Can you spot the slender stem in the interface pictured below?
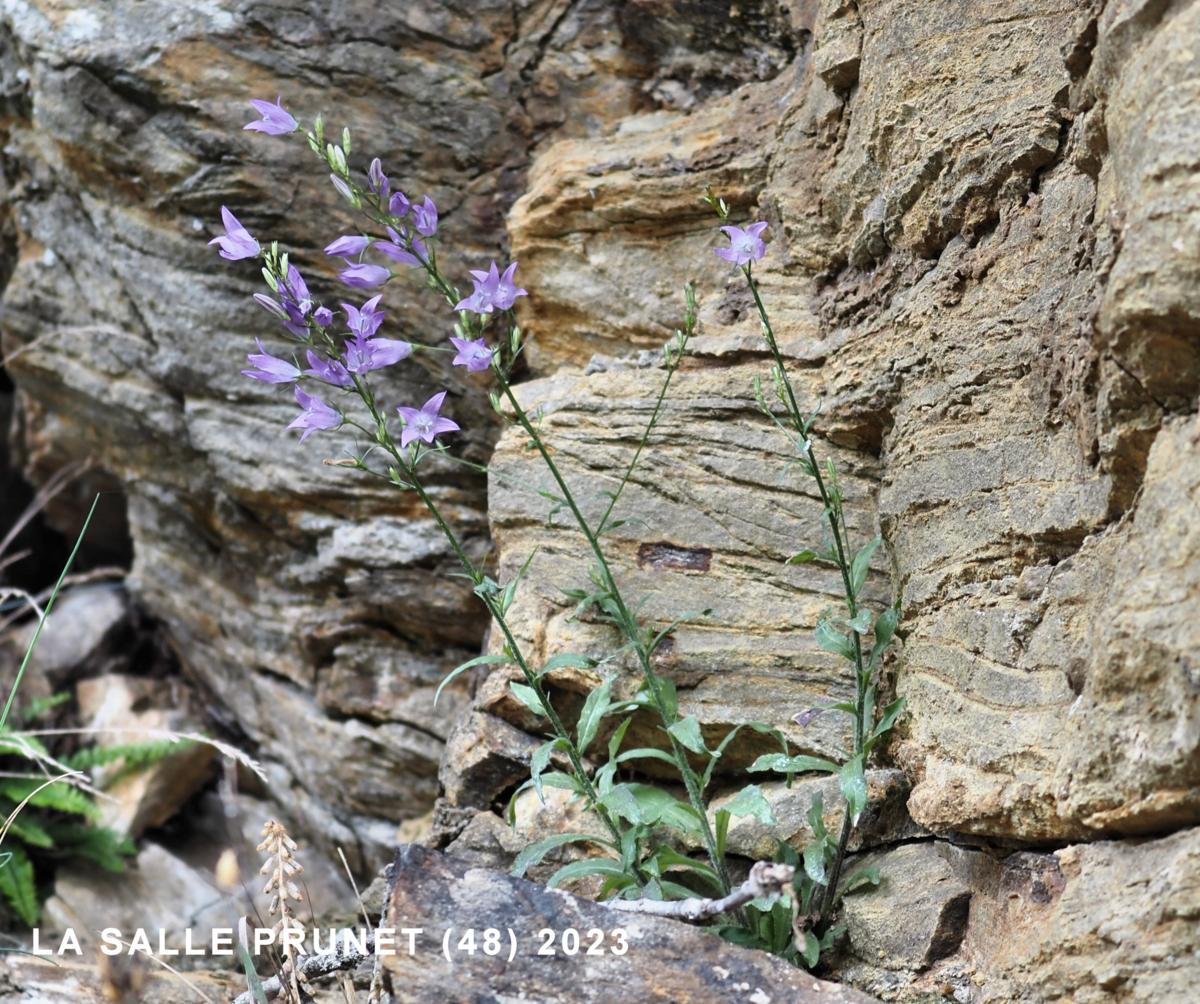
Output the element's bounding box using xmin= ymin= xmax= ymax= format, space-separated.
xmin=352 ymin=378 xmax=631 ymax=859
xmin=495 ymin=374 xmax=732 ymax=897
xmin=741 ymin=264 xmax=865 ymax=926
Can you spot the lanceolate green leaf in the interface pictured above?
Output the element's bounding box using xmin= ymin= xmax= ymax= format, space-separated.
xmin=511 ymin=832 xmax=610 ymax=879
xmin=435 ymin=653 xmax=511 ymax=706
xmin=667 ymin=715 xmax=707 ymax=756
xmin=850 ymin=535 xmax=881 ymax=597
xmin=576 ymin=676 xmax=615 ymax=753
xmin=748 ymin=752 xmax=840 ymax=776
xmin=510 ymin=681 xmax=548 ymax=717
xmin=546 ymin=856 xmax=628 ymax=889
xmin=815 ymin=619 xmax=855 ymax=661
xmin=839 ymin=755 xmax=868 ymax=825
xmin=802 ymin=841 xmax=827 ymax=886
xmin=722 ymin=784 xmax=775 ymax=826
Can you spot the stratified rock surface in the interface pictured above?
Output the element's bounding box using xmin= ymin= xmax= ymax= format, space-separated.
xmin=384 ymin=843 xmax=878 ymax=1004
xmin=1 ymin=0 xmax=1199 ymax=999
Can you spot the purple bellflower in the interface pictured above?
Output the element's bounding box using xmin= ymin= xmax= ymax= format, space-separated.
xmin=453 ymin=261 xmax=527 ymax=315
xmin=397 ymin=391 xmax=460 ymax=448
xmin=313 ymin=305 xmax=335 ymax=328
xmin=714 ymin=222 xmax=768 ymax=266
xmin=368 ymin=158 xmax=390 ymax=200
xmin=209 ymin=207 xmax=260 ymax=261
xmin=376 ymin=226 xmax=426 ymax=267
xmin=411 ymin=196 xmax=438 ymax=237
xmin=343 ymin=333 xmax=412 ymax=374
xmin=278 ymin=264 xmax=314 ymax=337
xmin=244 ymin=97 xmax=298 ymax=136
xmin=339 ymin=261 xmax=390 ymax=289
xmin=253 ymin=292 xmax=288 ymax=320
xmin=304 ymin=349 xmax=352 ymax=388
xmin=389 ymin=191 xmax=411 ymax=217
xmin=242 ymin=339 xmax=301 ymax=384
xmin=325 ymin=234 xmax=370 ymax=257
xmin=287 ymin=386 xmax=341 ymax=442
xmin=450 ymin=336 xmax=494 ymax=373
xmin=343 ymin=295 xmax=385 ymax=339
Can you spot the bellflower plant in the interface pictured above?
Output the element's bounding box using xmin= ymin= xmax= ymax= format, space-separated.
xmin=703 ymin=188 xmax=905 ymax=965
xmin=211 ymin=98 xmax=895 ymax=970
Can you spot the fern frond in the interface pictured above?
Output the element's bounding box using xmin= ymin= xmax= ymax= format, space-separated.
xmin=0 ymin=779 xmax=99 ymax=819
xmin=43 ymin=820 xmax=133 ymax=872
xmin=0 ymin=845 xmax=39 ymax=926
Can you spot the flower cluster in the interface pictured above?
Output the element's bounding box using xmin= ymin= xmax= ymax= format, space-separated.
xmin=211 ymin=99 xmax=527 ymax=454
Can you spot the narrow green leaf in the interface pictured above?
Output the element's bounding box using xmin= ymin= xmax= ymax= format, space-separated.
xmin=237 ymin=940 xmax=270 ymax=1004
xmin=815 ymin=619 xmax=855 ymax=661
xmin=546 ymin=856 xmax=627 ymax=889
xmin=667 ymin=715 xmax=708 ymax=756
xmin=846 ymin=609 xmax=873 ymax=634
xmin=2 ymin=496 xmax=99 ymax=730
xmin=607 ymin=717 xmax=632 ymax=761
xmin=801 ymin=930 xmax=821 ymax=969
xmin=842 ymin=866 xmax=881 ymax=894
xmin=802 ymin=842 xmax=827 ymax=886
xmin=839 ymin=755 xmax=868 ymax=825
xmin=806 ymin=790 xmax=827 ymax=844
xmin=722 ymin=784 xmax=775 ymax=825
xmin=576 ymin=676 xmax=615 ymax=754
xmin=0 ymin=846 xmax=37 ymax=926
xmin=869 ymin=606 xmax=899 ymax=667
xmin=435 ymin=654 xmax=510 ymax=706
xmin=850 ymin=535 xmax=881 ymax=597
xmin=614 ymin=747 xmax=678 ymax=768
xmin=715 ymin=808 xmax=731 ymax=861
xmin=786 ymin=549 xmax=817 ymax=565
xmin=748 ymin=753 xmax=840 ymax=775
xmin=529 ymin=740 xmax=559 ymax=803
xmin=873 ymin=697 xmax=905 ymax=739
xmin=540 ymin=652 xmax=597 ymax=676
xmin=512 ymin=832 xmax=608 ymax=878
xmin=510 ymin=681 xmax=548 ymax=717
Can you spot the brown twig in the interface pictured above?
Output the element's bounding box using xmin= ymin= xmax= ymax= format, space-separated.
xmin=230 ymin=931 xmax=377 ymax=1004
xmin=605 ymin=861 xmax=796 ymax=922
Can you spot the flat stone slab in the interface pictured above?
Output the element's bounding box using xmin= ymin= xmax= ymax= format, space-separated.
xmin=385 ymin=843 xmax=878 ymax=1003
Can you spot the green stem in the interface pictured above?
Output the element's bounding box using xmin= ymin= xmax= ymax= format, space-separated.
xmin=352 ymin=378 xmax=631 ymax=860
xmin=495 ymin=374 xmax=732 ymax=897
xmin=741 ymin=264 xmax=866 ymax=926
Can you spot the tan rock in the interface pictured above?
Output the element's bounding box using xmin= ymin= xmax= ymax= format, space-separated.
xmin=75 ymin=674 xmax=214 ymax=838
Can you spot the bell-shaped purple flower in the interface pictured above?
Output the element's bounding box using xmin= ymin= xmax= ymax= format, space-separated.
xmin=325 ymin=234 xmax=370 ymax=257
xmin=244 ymin=97 xmax=298 ymax=136
xmin=368 ymin=158 xmax=390 ymax=201
xmin=715 ymin=222 xmax=768 ymax=266
xmin=411 ymin=196 xmax=438 ymax=237
xmin=339 ymin=261 xmax=390 ymax=289
xmin=304 ymin=349 xmax=352 ymax=388
xmin=313 ymin=305 xmax=335 ymax=328
xmin=343 ymin=333 xmax=412 ymax=374
xmin=376 ymin=226 xmax=426 ymax=267
xmin=287 ymin=386 xmax=341 ymax=442
xmin=396 ymin=391 xmax=459 ymax=448
xmin=453 ymin=261 xmax=526 ymax=315
xmin=242 ymin=339 xmax=301 ymax=384
xmin=277 ymin=264 xmax=314 ymax=337
xmin=491 ymin=262 xmax=527 ymax=311
xmin=450 ymin=336 xmax=494 ymax=373
xmin=388 ymin=191 xmax=410 ymax=217
xmin=343 ymin=295 xmax=385 ymax=339
xmin=253 ymin=293 xmax=288 ymax=320
xmin=209 ymin=207 xmax=260 ymax=261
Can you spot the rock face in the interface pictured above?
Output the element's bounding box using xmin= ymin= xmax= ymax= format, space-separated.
xmin=2 ymin=0 xmax=1199 ymax=999
xmin=383 ymin=843 xmax=879 ymax=1004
